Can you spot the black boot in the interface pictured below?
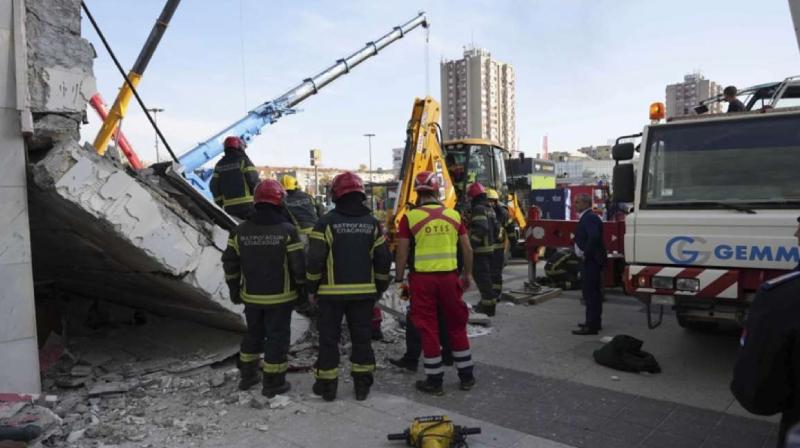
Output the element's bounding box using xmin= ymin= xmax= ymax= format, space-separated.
xmin=388 ymin=356 xmax=418 ymax=372
xmin=458 ymin=372 xmax=476 ymax=391
xmin=353 ymin=373 xmax=374 ymax=401
xmin=312 ymin=378 xmax=338 ymax=402
xmin=262 ymin=372 xmax=291 ymax=398
xmin=415 ymin=375 xmax=444 ymax=396
xmin=475 ymin=299 xmax=496 ymax=317
xmin=238 ymin=360 xmax=261 ymax=391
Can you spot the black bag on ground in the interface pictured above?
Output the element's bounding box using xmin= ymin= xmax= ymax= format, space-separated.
xmin=593 ymin=335 xmax=661 ymax=374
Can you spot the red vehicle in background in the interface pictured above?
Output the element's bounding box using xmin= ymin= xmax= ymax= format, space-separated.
xmin=524 ymin=183 xmax=627 ymax=288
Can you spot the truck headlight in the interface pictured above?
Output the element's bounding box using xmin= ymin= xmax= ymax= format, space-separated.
xmin=675 ymin=278 xmax=700 ymax=292
xmin=651 ymin=276 xmax=673 ymax=290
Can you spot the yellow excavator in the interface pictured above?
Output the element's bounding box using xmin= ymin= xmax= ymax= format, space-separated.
xmin=386 ymin=96 xmax=527 ymax=247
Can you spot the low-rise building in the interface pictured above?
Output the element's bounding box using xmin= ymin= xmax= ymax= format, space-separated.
xmin=257 ymin=166 xmax=395 ymax=196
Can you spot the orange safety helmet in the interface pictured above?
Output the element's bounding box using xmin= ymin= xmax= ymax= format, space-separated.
xmin=414 ymin=171 xmax=440 ymax=192
xmin=467 ymin=182 xmax=486 ymax=200
xmin=254 ymin=179 xmax=285 ymax=206
xmin=331 ymin=171 xmax=365 ymax=201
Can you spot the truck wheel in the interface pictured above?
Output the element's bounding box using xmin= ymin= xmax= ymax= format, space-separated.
xmin=676 ymin=314 xmax=719 ymax=332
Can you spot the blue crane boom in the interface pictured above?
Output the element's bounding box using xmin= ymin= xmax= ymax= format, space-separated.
xmin=177 ymin=11 xmax=429 ymax=197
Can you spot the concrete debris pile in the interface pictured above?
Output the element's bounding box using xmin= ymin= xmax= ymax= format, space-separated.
xmin=24 ymin=0 xmax=244 ymax=332
xmin=0 ymin=304 xmax=419 ymax=447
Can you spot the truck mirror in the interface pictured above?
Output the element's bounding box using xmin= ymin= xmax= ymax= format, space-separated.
xmin=612 ymin=143 xmax=635 ymax=161
xmin=613 ymin=164 xmax=635 ymax=202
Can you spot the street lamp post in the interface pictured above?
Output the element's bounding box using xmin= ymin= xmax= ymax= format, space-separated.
xmin=147 ymin=107 xmax=165 ymax=162
xmin=363 ymin=133 xmax=375 ymax=208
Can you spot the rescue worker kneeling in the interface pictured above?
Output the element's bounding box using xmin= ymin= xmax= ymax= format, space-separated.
xmin=222 ymin=179 xmax=306 ymax=397
xmin=306 ymin=171 xmax=392 ymax=402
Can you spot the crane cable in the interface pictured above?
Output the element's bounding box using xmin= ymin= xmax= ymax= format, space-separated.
xmin=81 ymin=1 xmax=179 ymax=163
xmin=238 ymin=0 xmax=248 ymax=111
xmin=425 ymin=25 xmax=430 ymax=97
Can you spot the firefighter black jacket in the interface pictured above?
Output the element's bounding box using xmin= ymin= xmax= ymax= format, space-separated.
xmin=306 ymin=195 xmax=391 ymax=300
xmin=222 ymin=205 xmax=306 ymax=306
xmin=731 ymin=271 xmax=800 ymax=447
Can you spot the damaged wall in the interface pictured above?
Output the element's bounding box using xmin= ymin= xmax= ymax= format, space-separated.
xmin=24 ymin=0 xmax=244 ymax=331
xmin=0 ymin=0 xmax=40 ymax=393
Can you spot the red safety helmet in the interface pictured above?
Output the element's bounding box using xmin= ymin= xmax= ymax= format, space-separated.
xmin=467 ymin=182 xmax=486 ymax=200
xmin=223 ymin=136 xmax=245 ymax=150
xmin=331 ymin=171 xmax=365 ymax=201
xmin=254 ymin=179 xmax=285 ymax=206
xmin=414 ymin=171 xmax=440 ymax=192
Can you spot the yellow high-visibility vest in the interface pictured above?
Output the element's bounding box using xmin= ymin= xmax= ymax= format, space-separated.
xmin=407 ymin=204 xmax=461 ymax=272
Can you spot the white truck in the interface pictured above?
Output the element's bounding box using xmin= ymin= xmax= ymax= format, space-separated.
xmin=612 ymin=78 xmax=800 ymax=329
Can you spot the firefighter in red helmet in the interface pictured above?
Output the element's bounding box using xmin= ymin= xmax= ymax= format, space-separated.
xmin=394 ymin=171 xmax=475 ymax=395
xmin=210 ymin=136 xmax=261 ymax=221
xmin=306 ymin=171 xmax=392 ymax=402
xmin=222 ymin=179 xmax=306 ymax=397
xmin=467 ymin=182 xmax=499 ymax=316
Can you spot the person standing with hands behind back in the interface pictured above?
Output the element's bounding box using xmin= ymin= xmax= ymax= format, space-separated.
xmin=572 ymin=193 xmax=606 ymax=335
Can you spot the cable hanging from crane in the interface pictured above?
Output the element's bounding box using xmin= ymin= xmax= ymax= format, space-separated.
xmin=81 ymin=1 xmax=179 ymax=163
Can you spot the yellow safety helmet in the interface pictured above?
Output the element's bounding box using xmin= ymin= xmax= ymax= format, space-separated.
xmin=486 ymin=188 xmax=500 ymax=200
xmin=281 ymin=175 xmax=298 ymax=190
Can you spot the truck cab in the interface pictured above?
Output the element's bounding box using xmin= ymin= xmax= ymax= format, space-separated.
xmin=613 ymin=101 xmax=800 ymax=329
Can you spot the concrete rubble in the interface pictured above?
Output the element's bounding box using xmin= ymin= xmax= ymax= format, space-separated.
xmin=23 ymin=0 xmax=243 ymax=331
xmin=0 ymin=301 xmax=417 ymax=447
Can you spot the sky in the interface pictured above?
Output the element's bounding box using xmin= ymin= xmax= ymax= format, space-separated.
xmin=79 ymin=0 xmax=800 ymax=171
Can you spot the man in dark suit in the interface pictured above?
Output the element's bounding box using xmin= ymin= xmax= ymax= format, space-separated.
xmin=572 ymin=193 xmax=606 ymax=335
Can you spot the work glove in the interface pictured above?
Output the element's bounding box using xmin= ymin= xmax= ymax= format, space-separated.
xmin=397 ymin=281 xmax=411 ymax=301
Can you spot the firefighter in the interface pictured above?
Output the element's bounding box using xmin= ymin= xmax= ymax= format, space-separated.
xmin=467 ymin=182 xmax=498 ymax=316
xmin=486 ymin=188 xmax=512 ymax=301
xmin=210 ymin=136 xmax=260 ymax=221
xmin=731 ymin=217 xmax=800 ymax=447
xmin=281 ymin=175 xmax=319 ymax=242
xmin=395 ymin=171 xmax=475 ymax=395
xmin=306 ymin=171 xmax=392 ymax=402
xmin=221 ymin=180 xmax=305 ymax=397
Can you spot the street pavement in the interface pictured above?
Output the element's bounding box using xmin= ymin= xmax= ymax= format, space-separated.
xmin=218 ymin=259 xmax=778 ymax=448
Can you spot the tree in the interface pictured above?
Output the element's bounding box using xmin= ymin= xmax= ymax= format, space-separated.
xmin=358 ymin=163 xmax=368 ymax=171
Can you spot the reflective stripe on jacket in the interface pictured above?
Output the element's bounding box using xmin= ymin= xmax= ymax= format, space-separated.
xmin=407 ymin=204 xmax=461 ymax=272
xmin=209 ymin=151 xmax=260 ymax=211
xmin=221 ymin=220 xmax=305 ymax=305
xmin=306 ymin=210 xmax=392 ymax=300
xmin=468 ymin=202 xmax=497 ymax=255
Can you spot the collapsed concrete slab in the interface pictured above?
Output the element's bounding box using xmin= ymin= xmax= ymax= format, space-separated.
xmin=28 ymin=140 xmax=244 ymax=331
xmin=22 ymin=0 xmax=247 ymax=332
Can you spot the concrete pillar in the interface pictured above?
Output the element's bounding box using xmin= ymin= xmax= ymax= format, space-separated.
xmin=0 ymin=0 xmax=40 ymax=393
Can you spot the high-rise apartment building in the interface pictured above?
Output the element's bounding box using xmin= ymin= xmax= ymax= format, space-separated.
xmin=440 ymin=47 xmax=516 ymax=153
xmin=665 ymin=73 xmax=723 ymax=118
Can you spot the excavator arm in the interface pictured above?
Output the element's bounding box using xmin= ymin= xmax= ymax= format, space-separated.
xmin=386 ymin=97 xmax=456 ymax=246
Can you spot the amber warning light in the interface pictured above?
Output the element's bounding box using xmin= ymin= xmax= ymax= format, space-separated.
xmin=649 ymin=102 xmax=666 ymax=121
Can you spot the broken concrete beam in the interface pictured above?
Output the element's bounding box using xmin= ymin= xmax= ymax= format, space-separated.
xmin=87 ymin=382 xmax=130 ymax=397
xmin=527 ymin=288 xmax=562 ymax=305
xmin=28 ymin=141 xmax=244 ymax=331
xmin=26 ymin=0 xmax=95 ymax=114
